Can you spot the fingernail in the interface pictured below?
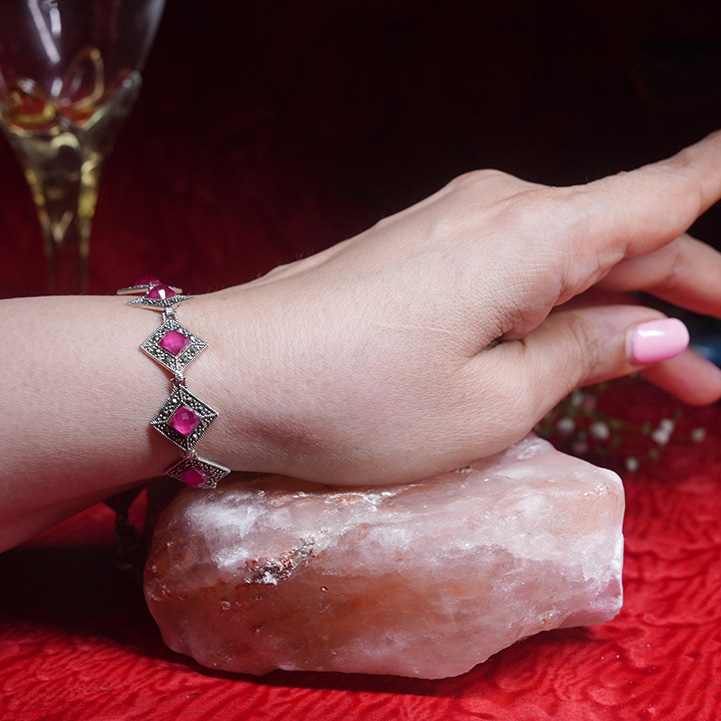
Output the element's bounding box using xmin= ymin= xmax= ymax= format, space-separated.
xmin=628 ymin=318 xmax=690 ymax=365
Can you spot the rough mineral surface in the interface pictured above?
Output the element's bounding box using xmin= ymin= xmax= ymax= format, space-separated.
xmin=145 ymin=436 xmax=624 ymax=679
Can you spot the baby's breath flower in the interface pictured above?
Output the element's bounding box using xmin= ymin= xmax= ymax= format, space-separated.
xmin=691 ymin=428 xmax=707 ymax=443
xmin=535 ymin=380 xmax=707 ymax=471
xmin=556 ymin=417 xmax=575 ymax=434
xmin=570 ymin=390 xmax=585 ymax=408
xmin=590 ymin=421 xmax=610 ymax=441
xmin=625 ymin=457 xmax=639 ymax=472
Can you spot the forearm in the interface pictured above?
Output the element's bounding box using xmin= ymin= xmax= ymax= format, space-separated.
xmin=0 ymin=282 xmax=326 ymax=551
xmin=1 ymin=294 xmax=220 ymax=550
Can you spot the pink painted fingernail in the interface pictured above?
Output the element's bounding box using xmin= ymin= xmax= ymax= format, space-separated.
xmin=628 ymin=318 xmax=689 ymax=365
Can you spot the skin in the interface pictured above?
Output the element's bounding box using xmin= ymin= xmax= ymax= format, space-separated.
xmin=3 ymin=131 xmax=721 ymax=552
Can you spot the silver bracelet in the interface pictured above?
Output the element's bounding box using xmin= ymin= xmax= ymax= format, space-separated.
xmin=117 ymin=278 xmax=230 ymax=489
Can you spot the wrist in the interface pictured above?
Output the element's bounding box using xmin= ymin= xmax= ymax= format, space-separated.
xmin=178 ymin=288 xmax=273 ymax=476
xmin=0 ymin=294 xmax=178 ymax=549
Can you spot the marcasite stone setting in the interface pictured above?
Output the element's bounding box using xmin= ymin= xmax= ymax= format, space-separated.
xmin=166 ymin=455 xmax=230 ymax=489
xmin=139 ymin=316 xmax=207 ymax=375
xmin=150 ymin=384 xmax=218 ymax=452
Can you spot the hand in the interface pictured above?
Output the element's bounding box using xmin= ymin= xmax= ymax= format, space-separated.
xmin=5 ymin=133 xmax=721 ymax=551
xmin=192 ymin=132 xmax=721 ymax=485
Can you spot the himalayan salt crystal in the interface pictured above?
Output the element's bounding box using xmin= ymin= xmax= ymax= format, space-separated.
xmin=158 ymin=329 xmax=189 ymax=356
xmin=145 ymin=436 xmax=624 ymax=679
xmin=168 ymin=405 xmax=199 ymax=436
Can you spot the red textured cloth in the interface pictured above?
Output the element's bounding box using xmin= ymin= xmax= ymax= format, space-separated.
xmin=2 ymin=387 xmax=721 ymax=720
xmin=3 ymin=3 xmax=721 ymax=720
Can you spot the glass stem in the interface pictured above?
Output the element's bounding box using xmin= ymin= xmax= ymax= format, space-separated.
xmin=21 ymin=138 xmax=104 ymax=295
xmin=1 ymin=70 xmax=141 ymax=295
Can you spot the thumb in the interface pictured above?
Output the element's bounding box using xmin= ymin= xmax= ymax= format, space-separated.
xmin=491 ymin=306 xmax=696 ymax=420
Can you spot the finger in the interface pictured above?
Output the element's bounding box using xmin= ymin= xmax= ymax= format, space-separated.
xmin=548 ymin=131 xmax=721 ymax=302
xmin=483 ymin=306 xmax=718 ymax=425
xmin=597 ymin=233 xmax=721 ymax=318
xmin=584 ymin=130 xmax=721 ymax=256
xmin=641 ymin=349 xmax=721 ymax=406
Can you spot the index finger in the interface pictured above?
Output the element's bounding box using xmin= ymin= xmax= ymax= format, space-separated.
xmin=550 ymin=130 xmax=721 ymax=303
xmin=585 ymin=130 xmax=721 ymax=258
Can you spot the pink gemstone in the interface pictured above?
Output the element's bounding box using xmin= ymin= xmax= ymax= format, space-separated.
xmin=169 ymin=406 xmax=200 ymax=436
xmin=181 ymin=467 xmax=209 ymax=488
xmin=147 ymin=283 xmax=176 ymax=300
xmin=134 ymin=275 xmax=161 ymax=287
xmin=159 ymin=329 xmax=189 ymax=356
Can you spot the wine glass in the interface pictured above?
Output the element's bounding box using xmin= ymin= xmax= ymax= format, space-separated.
xmin=0 ymin=0 xmax=165 ymax=294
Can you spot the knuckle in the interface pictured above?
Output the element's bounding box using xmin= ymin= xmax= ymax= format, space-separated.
xmin=648 ymin=240 xmax=686 ymax=295
xmin=678 ymin=171 xmax=706 ymax=221
xmin=497 ymin=184 xmax=579 ymax=232
xmin=560 ymin=311 xmax=602 ymax=383
xmin=443 ymin=169 xmax=528 ymax=206
xmin=447 ymin=168 xmax=512 ymax=191
xmin=668 ymin=151 xmax=707 ymax=213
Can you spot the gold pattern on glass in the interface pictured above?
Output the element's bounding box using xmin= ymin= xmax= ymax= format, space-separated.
xmin=0 ymin=0 xmax=165 ymax=294
xmin=0 ymin=48 xmax=141 ymax=293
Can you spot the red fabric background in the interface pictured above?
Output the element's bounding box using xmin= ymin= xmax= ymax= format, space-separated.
xmin=2 ymin=3 xmax=721 ymax=719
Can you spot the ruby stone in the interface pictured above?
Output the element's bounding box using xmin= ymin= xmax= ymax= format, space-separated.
xmin=159 ymin=329 xmax=189 ymax=356
xmin=169 ymin=406 xmax=200 ymax=436
xmin=134 ymin=275 xmax=161 ymax=287
xmin=147 ymin=283 xmax=176 ymax=300
xmin=181 ymin=467 xmax=210 ymax=488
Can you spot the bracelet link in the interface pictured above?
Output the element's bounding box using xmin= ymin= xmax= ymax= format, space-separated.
xmin=118 ymin=278 xmax=229 ymax=489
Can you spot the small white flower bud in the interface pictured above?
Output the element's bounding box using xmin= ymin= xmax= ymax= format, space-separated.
xmin=690 ymin=428 xmax=707 ymax=443
xmin=590 ymin=421 xmax=610 ymax=441
xmin=556 ymin=417 xmax=575 ymax=434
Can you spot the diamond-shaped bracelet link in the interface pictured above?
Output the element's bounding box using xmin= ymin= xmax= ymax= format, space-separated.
xmin=117 ymin=279 xmax=230 ymax=489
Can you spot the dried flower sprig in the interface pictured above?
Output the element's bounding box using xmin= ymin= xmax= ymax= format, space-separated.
xmin=535 ymin=381 xmax=707 ymax=471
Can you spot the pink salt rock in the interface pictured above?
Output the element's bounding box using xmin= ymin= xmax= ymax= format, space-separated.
xmin=145 ymin=436 xmax=624 ymax=679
